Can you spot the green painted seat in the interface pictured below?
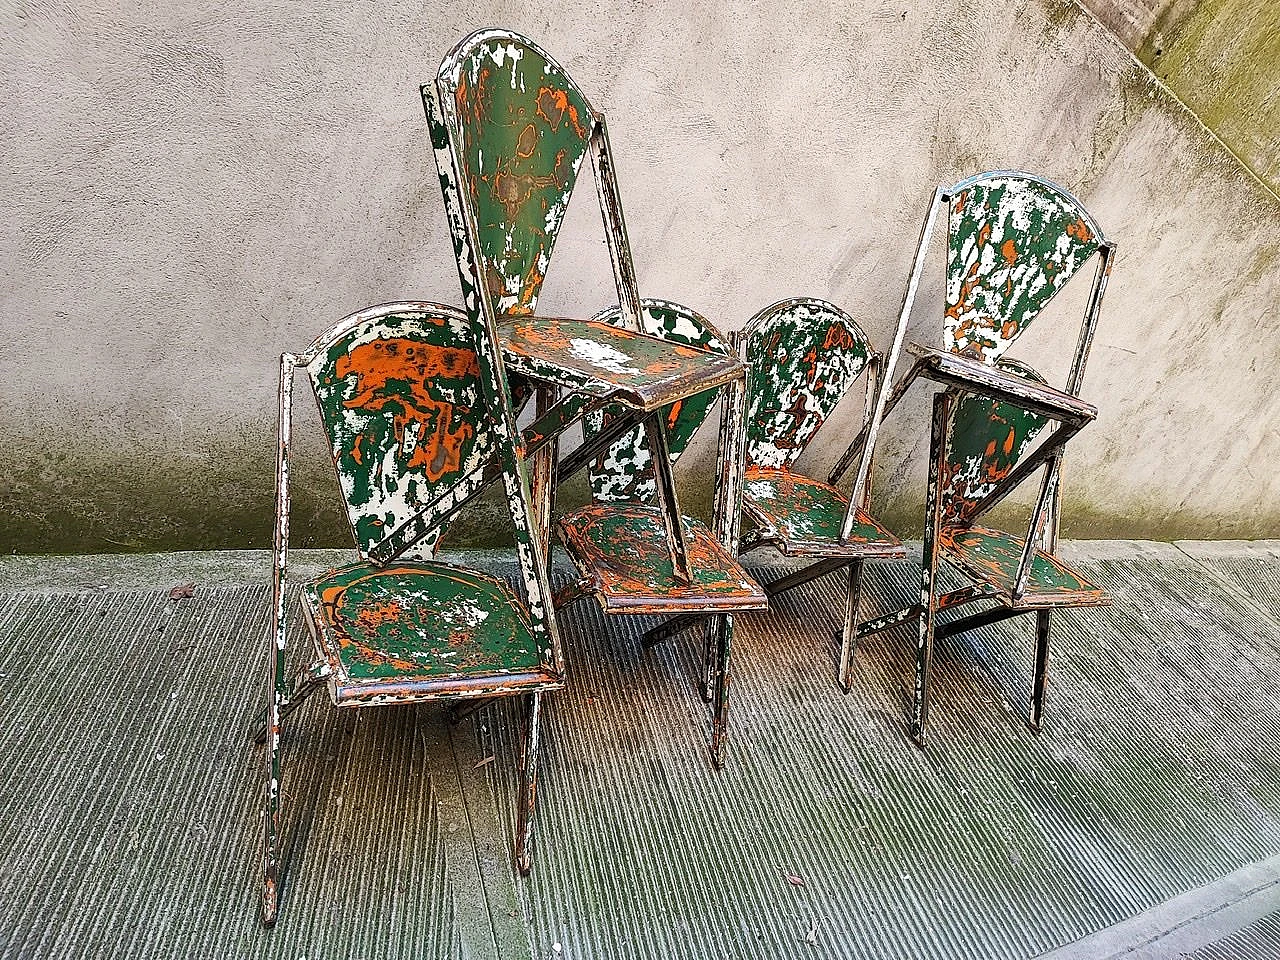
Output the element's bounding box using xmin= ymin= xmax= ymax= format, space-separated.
xmin=256 ymin=301 xmax=565 ymax=925
xmin=557 ymin=505 xmax=765 ymax=614
xmin=303 ymin=561 xmax=558 ymax=705
xmin=937 ymin=525 xmax=1108 ymax=608
xmin=859 ymin=172 xmax=1116 ymax=745
xmin=741 ymin=467 xmax=901 ymax=558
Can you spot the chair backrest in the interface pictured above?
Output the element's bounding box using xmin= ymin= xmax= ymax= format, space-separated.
xmin=584 ymin=299 xmax=726 ymax=502
xmin=940 ymin=357 xmax=1051 ymax=526
xmin=742 ymin=298 xmax=875 ymax=471
xmin=944 ymin=172 xmax=1104 ymax=365
xmin=433 ymin=30 xmax=595 ymax=321
xmin=304 ymin=303 xmax=499 ymax=561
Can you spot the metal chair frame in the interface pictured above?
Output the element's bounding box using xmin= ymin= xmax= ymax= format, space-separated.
xmin=256 ymin=301 xmax=564 ymax=925
xmin=847 ymin=171 xmax=1115 ymax=745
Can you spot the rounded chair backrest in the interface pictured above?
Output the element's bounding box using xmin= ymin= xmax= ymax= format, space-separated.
xmin=305 ymin=303 xmax=498 ymax=560
xmin=944 ymin=172 xmax=1103 ymax=363
xmin=586 ymin=299 xmax=726 ymax=503
xmin=940 ymin=357 xmax=1051 ymax=526
xmin=437 ymin=29 xmax=595 ymax=320
xmin=742 ymin=298 xmax=874 ymax=471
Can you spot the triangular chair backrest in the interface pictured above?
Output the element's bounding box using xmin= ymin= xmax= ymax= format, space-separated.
xmin=742 ymin=298 xmax=875 ymax=471
xmin=299 ymin=300 xmax=561 ymax=671
xmin=433 ymin=30 xmax=595 ymax=321
xmin=304 ymin=303 xmax=502 ymax=561
xmin=944 ymin=171 xmax=1104 ymax=366
xmin=940 ymin=357 xmax=1052 ymax=527
xmin=584 ymin=299 xmax=727 ymax=503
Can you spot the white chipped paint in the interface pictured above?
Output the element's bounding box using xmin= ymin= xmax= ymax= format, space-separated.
xmin=569 ymin=337 xmax=641 ymax=376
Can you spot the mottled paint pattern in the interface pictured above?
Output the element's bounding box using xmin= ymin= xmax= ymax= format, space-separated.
xmin=741 ymin=468 xmax=900 ymax=557
xmin=557 ymin=504 xmax=766 ymax=613
xmin=939 ymin=357 xmax=1051 ymax=526
xmin=305 ymin=562 xmax=552 ymax=690
xmin=498 ymin=315 xmax=740 ymax=408
xmin=307 ymin=309 xmax=496 ymax=560
xmin=743 ymin=300 xmax=872 ymax=470
xmin=945 ymin=175 xmax=1102 ymax=362
xmin=443 ymin=32 xmax=593 ymax=319
xmin=938 ymin=525 xmax=1107 ymax=605
xmin=585 ymin=299 xmax=726 ymax=502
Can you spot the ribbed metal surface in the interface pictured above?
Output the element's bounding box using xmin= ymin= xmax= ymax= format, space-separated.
xmin=1186 ymin=912 xmax=1280 ymax=960
xmin=478 ymin=545 xmax=1280 ymax=959
xmin=2 ymin=545 xmax=1279 ymax=960
xmin=0 ymin=585 xmax=463 ymax=960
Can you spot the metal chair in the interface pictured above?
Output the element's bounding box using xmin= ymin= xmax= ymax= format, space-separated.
xmin=421 ymin=29 xmax=745 ymax=609
xmin=257 ymin=301 xmax=564 ymax=925
xmin=854 ymin=171 xmax=1115 ymax=745
xmin=556 ymin=298 xmax=766 ymax=766
xmin=642 ymin=294 xmax=923 ymax=693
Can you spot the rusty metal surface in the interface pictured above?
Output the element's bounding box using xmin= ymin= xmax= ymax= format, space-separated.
xmin=741 ymin=466 xmax=905 ymax=558
xmin=943 ymin=172 xmax=1104 ymax=364
xmin=497 ymin=316 xmax=743 ymax=411
xmin=939 ymin=525 xmax=1110 ymax=608
xmin=556 ymin=504 xmax=766 ymax=614
xmin=2 ymin=543 xmax=1280 ymax=958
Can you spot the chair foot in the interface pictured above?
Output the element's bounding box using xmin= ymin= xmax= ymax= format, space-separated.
xmin=1030 ymin=609 xmax=1051 ymax=733
xmin=261 ymin=872 xmax=279 ymax=926
xmin=514 ymin=693 xmax=542 ymax=875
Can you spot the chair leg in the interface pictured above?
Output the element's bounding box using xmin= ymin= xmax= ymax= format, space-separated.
xmin=837 ymin=560 xmax=865 ymax=694
xmin=261 ymin=682 xmax=285 ymax=925
xmin=911 ymin=391 xmax=952 ymax=747
xmin=514 ymin=692 xmax=543 ymax=875
xmin=692 ymin=613 xmax=713 ymax=703
xmin=709 ymin=613 xmax=734 ymax=769
xmin=1030 ymin=609 xmax=1051 ymax=733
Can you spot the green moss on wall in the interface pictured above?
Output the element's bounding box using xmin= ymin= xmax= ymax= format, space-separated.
xmin=1133 ymin=0 xmax=1280 ymax=195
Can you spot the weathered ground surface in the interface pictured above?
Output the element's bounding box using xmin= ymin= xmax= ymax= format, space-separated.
xmin=1 ymin=542 xmax=1278 ymax=959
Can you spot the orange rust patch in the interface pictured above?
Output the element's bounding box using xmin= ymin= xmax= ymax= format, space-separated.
xmin=1001 ymin=238 xmax=1017 ymax=264
xmin=1066 ymin=218 xmax=1092 ymax=242
xmin=337 ymin=338 xmax=481 ymax=482
xmin=535 ymin=86 xmax=588 ymax=138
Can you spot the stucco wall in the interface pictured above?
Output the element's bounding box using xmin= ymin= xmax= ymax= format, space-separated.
xmin=3 ymin=0 xmax=1278 ymax=552
xmin=1079 ymin=0 xmax=1280 ymax=195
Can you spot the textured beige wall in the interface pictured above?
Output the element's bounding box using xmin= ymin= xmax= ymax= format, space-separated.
xmin=2 ymin=0 xmax=1278 ymax=551
xmin=1079 ymin=0 xmax=1280 ymax=195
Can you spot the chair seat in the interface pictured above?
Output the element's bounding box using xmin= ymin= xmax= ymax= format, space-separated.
xmin=499 ymin=316 xmax=742 ymax=412
xmin=741 ymin=467 xmax=904 ymax=558
xmin=939 ymin=524 xmax=1110 ymax=607
xmin=301 ymin=561 xmax=562 ymax=707
xmin=557 ymin=504 xmax=768 ymax=614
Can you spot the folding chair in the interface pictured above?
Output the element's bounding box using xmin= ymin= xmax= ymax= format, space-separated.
xmin=556 ymin=298 xmax=765 ymax=765
xmin=257 ymin=301 xmax=564 ymax=925
xmin=421 ymin=29 xmax=747 ymax=622
xmin=852 ymin=171 xmax=1115 ymax=744
xmin=642 ymin=291 xmax=928 ymax=691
